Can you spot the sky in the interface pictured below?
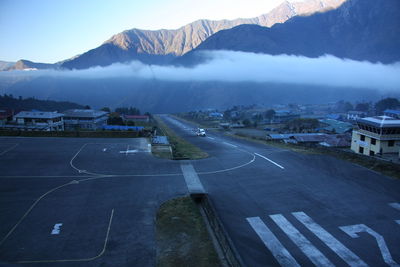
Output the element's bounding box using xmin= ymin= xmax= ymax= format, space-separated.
xmin=0 ymin=0 xmax=289 ymax=63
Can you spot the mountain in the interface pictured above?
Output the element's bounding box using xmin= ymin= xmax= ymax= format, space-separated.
xmin=6 ymin=59 xmax=56 ymax=71
xmin=183 ymin=0 xmax=400 ymax=64
xmin=61 ymin=0 xmax=346 ymax=69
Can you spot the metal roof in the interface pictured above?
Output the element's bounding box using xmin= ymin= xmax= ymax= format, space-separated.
xmin=102 ymin=125 xmax=144 ymax=131
xmin=268 ymin=133 xmax=325 ymax=140
xmin=152 ymin=136 xmax=169 ymax=145
xmin=358 ymin=116 xmax=400 ymax=128
xmin=63 ymin=109 xmax=108 ymax=118
xmin=14 ymin=111 xmax=64 ymax=119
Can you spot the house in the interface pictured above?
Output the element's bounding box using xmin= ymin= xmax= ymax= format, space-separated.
xmin=7 ymin=111 xmax=64 ymax=131
xmin=271 ymin=111 xmax=300 ymax=123
xmin=63 ymin=109 xmax=108 ymax=130
xmin=0 ymin=109 xmax=14 ymax=126
xmin=123 ymin=115 xmax=150 ymax=123
xmin=347 ymin=111 xmax=367 ymax=121
xmin=384 ymin=109 xmax=400 ymax=119
xmin=351 ymin=116 xmax=400 ymax=156
xmin=208 ymin=112 xmax=223 ymax=119
xmin=318 ymin=119 xmax=353 ymax=134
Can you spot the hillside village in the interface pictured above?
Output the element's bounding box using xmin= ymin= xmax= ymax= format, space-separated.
xmin=179 ymin=98 xmax=400 ymax=161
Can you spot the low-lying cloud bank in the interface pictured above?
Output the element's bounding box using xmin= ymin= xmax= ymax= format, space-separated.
xmin=2 ymin=50 xmax=400 ymax=91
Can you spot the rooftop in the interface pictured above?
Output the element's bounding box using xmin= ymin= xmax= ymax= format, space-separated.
xmin=63 ymin=109 xmax=108 ymax=118
xmin=358 ymin=116 xmax=400 ymax=128
xmin=14 ymin=111 xmax=64 ymax=119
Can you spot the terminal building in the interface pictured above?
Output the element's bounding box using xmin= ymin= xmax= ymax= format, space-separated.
xmin=9 ymin=111 xmax=64 ymax=131
xmin=63 ymin=109 xmax=108 ymax=130
xmin=351 ymin=116 xmax=400 ymax=157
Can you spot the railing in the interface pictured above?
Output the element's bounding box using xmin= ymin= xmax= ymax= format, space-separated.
xmin=354 ymin=129 xmax=400 ymax=140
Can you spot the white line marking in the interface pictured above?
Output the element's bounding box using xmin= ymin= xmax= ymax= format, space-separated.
xmin=119 ymin=149 xmax=138 ymax=154
xmin=207 ymin=137 xmax=215 ymax=140
xmin=247 ymin=217 xmax=300 ymax=267
xmin=51 ymin=223 xmax=63 ymax=235
xmin=17 ymin=209 xmax=114 ymax=263
xmin=102 ymin=148 xmax=107 ymax=152
xmin=270 ymin=214 xmax=334 ymax=267
xmin=292 ymin=212 xmax=367 ymax=267
xmin=255 ymin=153 xmax=285 ymax=169
xmin=0 ymin=143 xmax=19 ymax=156
xmin=180 ymin=162 xmax=205 ymax=194
xmin=340 ymin=224 xmax=399 ymax=267
xmin=389 ymin=202 xmax=400 ymax=211
xmin=223 ymin=142 xmax=238 ymax=148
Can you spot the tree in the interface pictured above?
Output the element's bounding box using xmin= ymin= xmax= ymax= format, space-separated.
xmin=107 ymin=112 xmax=124 ymax=125
xmin=101 ymin=107 xmax=111 ymax=112
xmin=264 ymin=109 xmax=276 ymax=120
xmin=375 ymin=98 xmax=400 ymax=114
xmin=84 ymin=105 xmax=91 ymax=110
xmin=242 ymin=119 xmax=251 ymax=127
xmin=336 ymin=101 xmax=353 ymax=112
xmin=355 ymin=102 xmax=370 ymax=112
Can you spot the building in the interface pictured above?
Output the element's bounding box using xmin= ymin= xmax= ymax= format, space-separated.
xmin=384 ymin=109 xmax=400 ymax=119
xmin=347 ymin=111 xmax=367 ymax=121
xmin=123 ymin=115 xmax=150 ymax=123
xmin=351 ymin=116 xmax=400 ymax=156
xmin=0 ymin=109 xmax=14 ymax=126
xmin=318 ymin=119 xmax=353 ymax=134
xmin=271 ymin=111 xmax=300 ymax=123
xmin=63 ymin=109 xmax=108 ymax=130
xmin=7 ymin=111 xmax=64 ymax=131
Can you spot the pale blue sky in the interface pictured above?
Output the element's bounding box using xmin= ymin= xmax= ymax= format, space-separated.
xmin=0 ymin=0 xmax=287 ymax=63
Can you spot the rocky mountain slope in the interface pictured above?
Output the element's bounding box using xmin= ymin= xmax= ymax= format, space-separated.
xmin=61 ymin=0 xmax=345 ymax=69
xmin=183 ymin=0 xmax=400 ymax=64
xmin=5 ymin=60 xmax=56 ymax=71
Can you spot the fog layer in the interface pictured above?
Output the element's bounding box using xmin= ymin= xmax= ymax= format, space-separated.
xmin=2 ymin=51 xmax=399 ymax=91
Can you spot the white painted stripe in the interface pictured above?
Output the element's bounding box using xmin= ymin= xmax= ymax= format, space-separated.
xmin=292 ymin=212 xmax=367 ymax=267
xmin=223 ymin=142 xmax=238 ymax=148
xmin=247 ymin=217 xmax=300 ymax=267
xmin=180 ymin=162 xmax=205 ymax=194
xmin=340 ymin=224 xmax=399 ymax=267
xmin=270 ymin=214 xmax=334 ymax=267
xmin=0 ymin=143 xmax=18 ymax=156
xmin=255 ymin=153 xmax=285 ymax=169
xmin=207 ymin=137 xmax=215 ymax=140
xmin=51 ymin=223 xmax=63 ymax=235
xmin=389 ymin=202 xmax=400 ymax=211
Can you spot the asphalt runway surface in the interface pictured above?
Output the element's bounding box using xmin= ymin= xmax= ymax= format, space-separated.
xmin=1 ymin=115 xmax=400 ymax=266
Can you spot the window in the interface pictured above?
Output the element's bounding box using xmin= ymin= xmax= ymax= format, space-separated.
xmin=371 ymin=138 xmax=376 ymax=145
xmin=360 ymin=135 xmax=365 ymax=141
xmin=359 ymin=147 xmax=364 ymax=154
xmin=388 ymin=140 xmax=395 ymax=147
xmin=369 ymin=151 xmax=375 ymax=156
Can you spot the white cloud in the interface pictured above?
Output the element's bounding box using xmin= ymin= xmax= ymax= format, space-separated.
xmin=2 ymin=50 xmax=400 ymax=91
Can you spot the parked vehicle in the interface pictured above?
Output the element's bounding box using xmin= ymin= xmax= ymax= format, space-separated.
xmin=197 ymin=128 xmax=206 ymax=136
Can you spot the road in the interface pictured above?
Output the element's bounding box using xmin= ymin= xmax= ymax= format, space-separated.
xmin=161 ymin=115 xmax=400 ymax=267
xmin=0 ymin=115 xmax=399 ymax=266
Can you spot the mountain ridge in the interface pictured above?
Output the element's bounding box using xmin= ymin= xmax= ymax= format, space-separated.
xmin=60 ymin=0 xmax=346 ymax=69
xmin=182 ymin=0 xmax=400 ymax=64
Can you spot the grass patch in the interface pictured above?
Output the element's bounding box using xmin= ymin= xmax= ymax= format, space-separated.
xmin=154 ymin=115 xmax=208 ymax=160
xmin=156 ymin=196 xmax=220 ymax=267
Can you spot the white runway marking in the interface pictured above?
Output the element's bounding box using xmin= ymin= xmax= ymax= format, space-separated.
xmin=255 ymin=153 xmax=285 ymax=169
xmin=247 ymin=217 xmax=300 ymax=267
xmin=207 ymin=137 xmax=215 ymax=140
xmin=223 ymin=142 xmax=238 ymax=148
xmin=0 ymin=143 xmax=19 ymax=156
xmin=103 ymin=148 xmax=107 ymax=152
xmin=119 ymin=149 xmax=138 ymax=154
xmin=389 ymin=202 xmax=400 ymax=211
xmin=292 ymin=212 xmax=367 ymax=267
xmin=180 ymin=162 xmax=205 ymax=194
xmin=340 ymin=224 xmax=399 ymax=267
xmin=270 ymin=214 xmax=334 ymax=267
xmin=51 ymin=223 xmax=63 ymax=235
